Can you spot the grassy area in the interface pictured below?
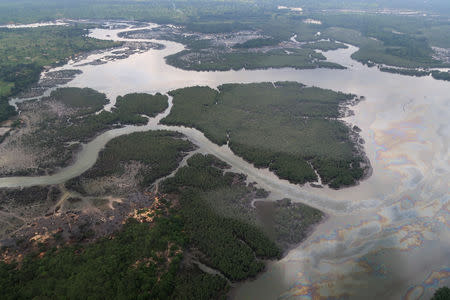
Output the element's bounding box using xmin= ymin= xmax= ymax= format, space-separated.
xmin=0 ymin=81 xmax=13 ymax=97
xmin=162 ymin=82 xmax=367 ymax=188
xmin=0 ymin=26 xmax=116 ymax=71
xmin=317 ymin=16 xmax=446 ymax=68
xmin=161 ymin=155 xmax=280 ymax=281
xmin=168 ymin=155 xmax=324 ymax=249
xmin=317 ymin=13 xmax=450 ymax=68
xmin=0 ymin=25 xmax=120 ymax=122
xmin=0 ymin=0 xmax=269 ymax=25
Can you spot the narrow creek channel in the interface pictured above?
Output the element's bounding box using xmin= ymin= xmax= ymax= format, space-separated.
xmin=0 ymin=22 xmax=449 ymax=299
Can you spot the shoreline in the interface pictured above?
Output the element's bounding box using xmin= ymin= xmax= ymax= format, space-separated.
xmin=227 ymin=212 xmax=330 ymax=299
xmin=0 ymin=21 xmax=375 ymax=297
xmin=0 ymin=18 xmax=448 ymax=300
xmin=161 ymin=90 xmax=372 ymax=190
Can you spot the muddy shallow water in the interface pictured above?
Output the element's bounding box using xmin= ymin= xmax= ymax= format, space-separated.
xmin=0 ymin=23 xmax=449 ymax=299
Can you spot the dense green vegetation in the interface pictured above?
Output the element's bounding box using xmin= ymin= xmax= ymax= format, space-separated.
xmin=161 ymin=154 xmax=281 ymax=280
xmin=114 ymin=92 xmax=168 ymax=117
xmin=175 ymin=8 xmax=448 ymax=72
xmin=0 ymin=96 xmax=17 ymax=122
xmin=252 ymin=199 xmax=322 ymax=248
xmin=0 ymin=1 xmax=447 ymax=298
xmin=302 ymin=41 xmax=348 ymax=51
xmin=0 ymin=0 xmax=449 ymax=26
xmin=0 ymin=1 xmax=263 ymax=25
xmin=186 ymin=176 xmax=323 ymax=250
xmin=316 ymin=14 xmax=443 ymax=68
xmin=421 ymin=25 xmax=450 ymax=48
xmin=66 ymin=130 xmax=194 ymax=192
xmin=378 ymin=67 xmax=430 ymax=77
xmin=104 ymin=1 xmax=449 ymax=73
xmin=431 ymin=287 xmax=450 ymax=300
xmin=186 ymin=21 xmax=251 ymax=34
xmin=148 ymin=19 xmax=346 ymax=71
xmin=46 ymin=88 xmax=168 ymax=142
xmin=431 ymin=70 xmax=450 ymax=81
xmin=65 ymin=132 xmax=322 ymax=284
xmin=377 ymin=68 xmax=450 ymax=81
xmin=0 ymin=209 xmax=228 ymax=299
xmin=166 ymin=48 xmax=344 ymax=71
xmin=48 ymin=87 xmax=109 ymax=115
xmin=0 ymin=0 xmax=446 ymax=87
xmin=1 ymin=150 xmax=323 ymax=299
xmin=163 ymin=82 xmax=367 ymax=188
xmin=233 ymin=37 xmax=280 ymax=49
xmin=0 ymin=25 xmax=120 ymax=123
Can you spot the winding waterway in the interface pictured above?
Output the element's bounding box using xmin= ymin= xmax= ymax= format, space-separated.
xmin=1 ymin=22 xmax=449 ymax=299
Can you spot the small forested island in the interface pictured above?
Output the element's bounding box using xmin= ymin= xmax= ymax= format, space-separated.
xmin=163 ymin=82 xmax=369 ymax=188
xmin=121 ymin=26 xmax=346 ymax=71
xmin=431 ymin=70 xmax=450 ymax=81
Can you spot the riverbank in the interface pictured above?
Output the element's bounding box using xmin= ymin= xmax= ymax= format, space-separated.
xmin=161 ymin=82 xmax=370 ymax=189
xmin=0 ymin=130 xmax=194 ymax=251
xmin=0 ymin=141 xmax=325 ymax=299
xmin=0 ymin=20 xmax=448 ymax=299
xmin=119 ymin=25 xmax=346 ymax=71
xmin=0 ymin=87 xmax=170 ymax=178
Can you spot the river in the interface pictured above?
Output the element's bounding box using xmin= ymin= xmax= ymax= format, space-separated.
xmin=0 ymin=22 xmax=449 ymax=299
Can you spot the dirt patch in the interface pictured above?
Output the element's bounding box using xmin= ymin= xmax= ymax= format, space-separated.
xmin=0 ymin=107 xmax=43 ymax=175
xmin=0 ymin=185 xmax=155 ymax=260
xmin=81 ymin=161 xmax=144 ymax=197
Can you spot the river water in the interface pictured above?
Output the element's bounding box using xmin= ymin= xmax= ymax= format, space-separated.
xmin=0 ymin=23 xmax=449 ymax=299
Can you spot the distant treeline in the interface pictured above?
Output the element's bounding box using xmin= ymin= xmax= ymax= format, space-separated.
xmin=233 ymin=37 xmax=280 ymax=49
xmin=379 ymin=67 xmax=450 ymax=81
